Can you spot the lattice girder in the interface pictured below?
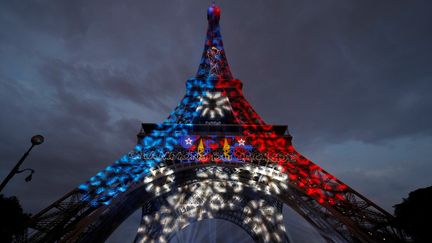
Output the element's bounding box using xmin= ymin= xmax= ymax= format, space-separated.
xmin=23 ymin=3 xmax=409 ymax=243
xmin=26 ymin=139 xmax=404 ymax=242
xmin=134 ymin=177 xmax=287 ymax=243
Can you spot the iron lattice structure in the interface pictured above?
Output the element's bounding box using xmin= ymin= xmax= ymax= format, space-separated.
xmin=23 ymin=4 xmax=408 ymax=243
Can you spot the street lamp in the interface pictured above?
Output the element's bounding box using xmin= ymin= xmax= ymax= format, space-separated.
xmin=0 ymin=135 xmax=44 ymax=193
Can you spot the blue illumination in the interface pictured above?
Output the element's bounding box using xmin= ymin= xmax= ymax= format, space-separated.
xmin=78 ymin=184 xmax=89 ymax=191
xmin=95 ymin=187 xmax=105 ymax=195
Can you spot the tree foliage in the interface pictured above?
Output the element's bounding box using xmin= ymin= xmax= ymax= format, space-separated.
xmin=394 ymin=186 xmax=432 ymax=243
xmin=0 ymin=194 xmax=30 ymax=242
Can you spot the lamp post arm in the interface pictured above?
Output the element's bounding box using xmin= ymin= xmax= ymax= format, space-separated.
xmin=0 ymin=144 xmax=34 ymax=193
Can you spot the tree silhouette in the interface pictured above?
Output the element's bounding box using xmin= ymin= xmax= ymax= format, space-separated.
xmin=394 ymin=186 xmax=432 ymax=243
xmin=0 ymin=194 xmax=30 ymax=242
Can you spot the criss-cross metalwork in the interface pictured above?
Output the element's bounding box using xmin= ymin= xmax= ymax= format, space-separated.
xmin=22 ymin=3 xmax=408 ymax=243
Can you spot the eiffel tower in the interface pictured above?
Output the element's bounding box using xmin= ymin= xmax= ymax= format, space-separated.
xmin=24 ymin=3 xmax=408 ymax=243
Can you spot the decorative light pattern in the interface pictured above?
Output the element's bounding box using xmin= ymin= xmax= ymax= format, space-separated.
xmin=77 ymin=125 xmax=348 ymax=209
xmin=185 ymin=137 xmax=193 ymax=145
xmin=196 ymin=92 xmax=232 ymax=119
xmin=27 ymin=4 xmax=405 ymax=243
xmin=207 ymin=46 xmax=222 ymax=77
xmin=75 ymin=3 xmax=350 ymax=211
xmin=135 ymin=166 xmax=288 ymax=243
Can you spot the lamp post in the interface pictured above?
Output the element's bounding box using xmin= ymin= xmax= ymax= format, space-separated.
xmin=0 ymin=135 xmax=44 ymax=193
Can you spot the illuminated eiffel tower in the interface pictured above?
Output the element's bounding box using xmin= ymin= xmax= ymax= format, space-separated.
xmin=25 ymin=3 xmax=407 ymax=243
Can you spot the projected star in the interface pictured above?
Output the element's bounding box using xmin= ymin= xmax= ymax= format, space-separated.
xmin=238 ymin=138 xmax=245 ymax=146
xmin=196 ymin=92 xmax=232 ymax=119
xmin=185 ymin=137 xmax=193 ymax=145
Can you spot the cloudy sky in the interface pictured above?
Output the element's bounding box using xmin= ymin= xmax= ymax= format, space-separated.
xmin=1 ymin=0 xmax=431 ymax=242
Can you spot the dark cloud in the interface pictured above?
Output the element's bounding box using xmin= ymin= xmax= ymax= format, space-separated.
xmin=221 ymin=0 xmax=432 ymax=144
xmin=0 ymin=0 xmax=432 ymax=242
xmin=38 ymin=58 xmax=182 ymax=112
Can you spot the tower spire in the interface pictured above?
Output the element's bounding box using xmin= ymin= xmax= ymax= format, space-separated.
xmin=196 ymin=3 xmax=233 ymax=81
